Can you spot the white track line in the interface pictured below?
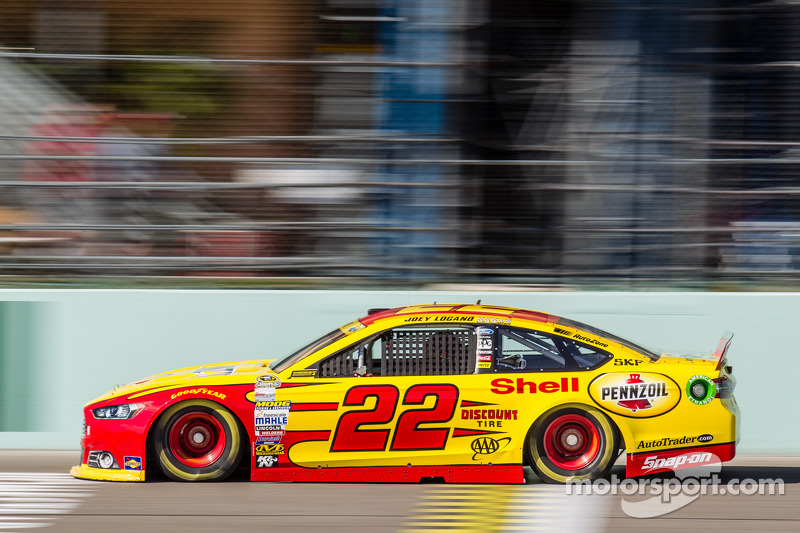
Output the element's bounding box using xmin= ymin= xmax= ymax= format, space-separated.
xmin=0 ymin=473 xmax=95 ymax=531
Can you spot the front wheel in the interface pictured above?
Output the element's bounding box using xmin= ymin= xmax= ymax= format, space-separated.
xmin=153 ymin=399 xmax=244 ymax=482
xmin=526 ymin=405 xmax=618 ymax=484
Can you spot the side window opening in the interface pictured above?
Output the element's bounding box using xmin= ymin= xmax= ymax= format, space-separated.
xmin=561 ymin=339 xmax=610 ymax=369
xmin=495 ymin=326 xmax=612 ymax=372
xmin=318 ymin=326 xmax=475 ymax=377
xmin=497 ymin=328 xmax=565 ymax=371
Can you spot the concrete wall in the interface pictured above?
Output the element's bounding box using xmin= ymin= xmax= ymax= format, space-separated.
xmin=0 ymin=290 xmax=796 ymax=453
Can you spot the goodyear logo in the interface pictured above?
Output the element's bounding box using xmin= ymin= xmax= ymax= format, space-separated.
xmin=255 ymin=401 xmax=291 ymax=408
xmin=255 ymin=443 xmax=285 ymax=456
xmin=470 ymin=437 xmax=511 ymax=460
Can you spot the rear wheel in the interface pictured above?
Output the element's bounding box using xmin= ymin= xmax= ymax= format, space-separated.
xmin=154 ymin=399 xmax=243 ymax=482
xmin=527 ymin=405 xmax=618 ymax=484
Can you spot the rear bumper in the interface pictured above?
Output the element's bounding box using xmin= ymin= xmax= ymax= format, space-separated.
xmin=626 ymin=442 xmax=736 ymax=477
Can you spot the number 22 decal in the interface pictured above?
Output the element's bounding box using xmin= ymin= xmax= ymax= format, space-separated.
xmin=330 ymin=384 xmax=459 ymax=452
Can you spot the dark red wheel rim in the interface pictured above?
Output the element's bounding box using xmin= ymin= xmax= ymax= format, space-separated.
xmin=542 ymin=414 xmax=600 ymax=470
xmin=168 ymin=412 xmax=226 ymax=468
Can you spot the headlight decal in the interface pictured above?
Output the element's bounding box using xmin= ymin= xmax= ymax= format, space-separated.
xmin=92 ymin=403 xmax=145 ymax=419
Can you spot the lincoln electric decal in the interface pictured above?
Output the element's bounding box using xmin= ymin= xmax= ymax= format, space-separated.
xmin=588 ymin=372 xmax=680 ymax=418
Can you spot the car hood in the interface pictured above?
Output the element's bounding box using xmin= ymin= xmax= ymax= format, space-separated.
xmin=88 ymin=359 xmax=277 ymax=405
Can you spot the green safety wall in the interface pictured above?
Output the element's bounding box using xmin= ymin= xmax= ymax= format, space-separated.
xmin=0 ymin=290 xmax=795 ymax=453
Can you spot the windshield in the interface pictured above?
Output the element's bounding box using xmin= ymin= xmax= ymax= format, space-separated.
xmin=555 ymin=317 xmax=660 ymax=360
xmin=270 ymin=328 xmax=347 ymax=372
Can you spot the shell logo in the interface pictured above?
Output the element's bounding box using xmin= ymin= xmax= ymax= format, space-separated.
xmin=588 ymin=372 xmax=681 ymax=418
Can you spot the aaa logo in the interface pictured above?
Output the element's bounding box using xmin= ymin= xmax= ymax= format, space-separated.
xmin=470 ymin=437 xmax=511 ymax=460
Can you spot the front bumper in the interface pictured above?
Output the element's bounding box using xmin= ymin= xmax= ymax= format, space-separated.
xmin=70 ymin=463 xmax=145 ymax=482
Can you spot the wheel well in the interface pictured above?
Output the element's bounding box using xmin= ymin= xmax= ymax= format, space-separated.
xmin=523 ymin=403 xmax=622 ymax=466
xmin=144 ymin=399 xmax=250 ymax=480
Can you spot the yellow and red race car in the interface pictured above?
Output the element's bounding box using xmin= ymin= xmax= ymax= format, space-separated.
xmin=71 ymin=303 xmax=739 ymax=484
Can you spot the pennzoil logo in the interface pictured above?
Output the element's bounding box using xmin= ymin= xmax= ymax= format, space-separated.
xmin=588 ymin=372 xmax=680 ymax=418
xmin=470 ymin=437 xmax=511 ymax=460
xmin=255 ymin=443 xmax=285 ymax=456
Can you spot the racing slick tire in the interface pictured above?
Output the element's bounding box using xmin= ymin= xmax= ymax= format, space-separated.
xmin=153 ymin=399 xmax=244 ymax=482
xmin=526 ymin=404 xmax=618 ymax=484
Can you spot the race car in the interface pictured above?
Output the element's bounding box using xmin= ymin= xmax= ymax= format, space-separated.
xmin=70 ymin=303 xmax=739 ymax=484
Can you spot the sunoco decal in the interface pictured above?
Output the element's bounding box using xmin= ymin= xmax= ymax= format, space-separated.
xmin=588 ymin=372 xmax=680 ymax=418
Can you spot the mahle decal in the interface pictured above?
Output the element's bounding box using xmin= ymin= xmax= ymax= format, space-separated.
xmin=588 ymin=373 xmax=680 ymax=418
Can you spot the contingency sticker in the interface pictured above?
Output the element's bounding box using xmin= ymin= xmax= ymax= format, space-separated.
xmin=253 ymin=375 xmax=288 ymax=447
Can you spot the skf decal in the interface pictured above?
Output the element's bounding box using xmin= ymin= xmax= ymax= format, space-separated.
xmin=470 ymin=437 xmax=511 ymax=460
xmin=170 ymin=388 xmax=227 ymax=400
xmin=613 ymin=359 xmax=644 ymax=366
xmin=490 ymin=377 xmax=579 ymax=395
xmin=588 ymin=372 xmax=680 ymax=418
xmin=254 ymin=443 xmax=285 ymax=456
xmin=123 ymin=456 xmax=142 ymax=471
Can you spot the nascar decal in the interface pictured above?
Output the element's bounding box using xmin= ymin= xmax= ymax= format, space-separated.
xmin=588 ymin=372 xmax=680 ymax=417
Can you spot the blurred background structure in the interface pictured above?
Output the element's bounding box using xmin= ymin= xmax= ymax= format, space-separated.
xmin=2 ymin=0 xmax=800 ymax=288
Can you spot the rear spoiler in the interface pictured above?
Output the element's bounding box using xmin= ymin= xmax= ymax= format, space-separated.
xmin=713 ymin=331 xmax=734 ymax=370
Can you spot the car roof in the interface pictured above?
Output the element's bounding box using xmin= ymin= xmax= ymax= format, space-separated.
xmin=359 ymin=303 xmax=560 ymax=326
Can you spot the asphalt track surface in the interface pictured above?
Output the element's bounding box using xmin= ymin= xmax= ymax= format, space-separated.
xmin=0 ymin=451 xmax=798 ymax=532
